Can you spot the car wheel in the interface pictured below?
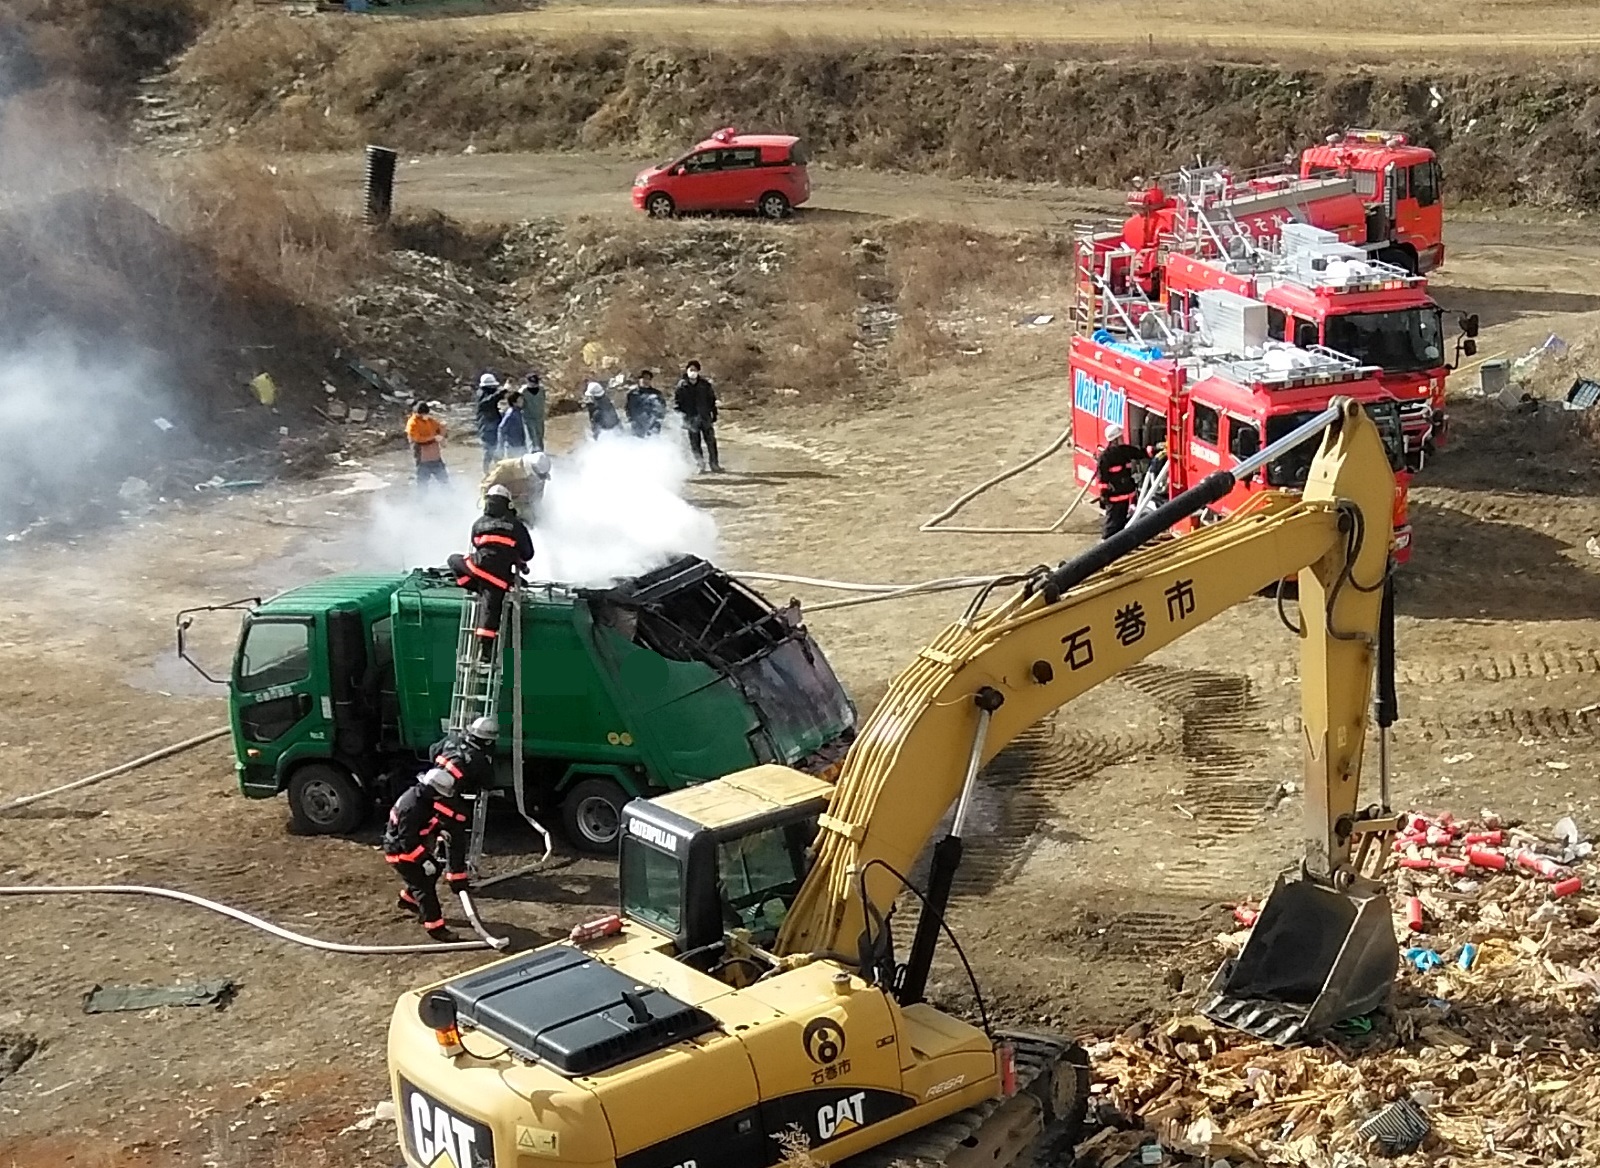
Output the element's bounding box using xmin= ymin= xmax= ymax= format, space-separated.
xmin=645 ymin=193 xmax=675 ymax=219
xmin=288 ymin=763 xmax=367 ymax=835
xmin=560 ymin=777 xmax=630 ymax=856
xmin=758 ymin=191 xmax=791 ymax=220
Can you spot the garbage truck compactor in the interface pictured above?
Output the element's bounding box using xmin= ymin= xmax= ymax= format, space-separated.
xmin=388 ymin=397 xmax=1406 ymax=1168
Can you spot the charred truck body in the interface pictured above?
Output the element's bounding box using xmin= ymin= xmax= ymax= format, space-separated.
xmin=196 ymin=557 xmax=856 ymax=853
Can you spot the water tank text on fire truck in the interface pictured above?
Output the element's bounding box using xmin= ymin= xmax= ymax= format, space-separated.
xmin=1073 ymin=370 xmax=1126 ymax=428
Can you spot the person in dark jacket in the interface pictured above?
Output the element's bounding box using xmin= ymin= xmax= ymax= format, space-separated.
xmin=1095 ymin=423 xmax=1146 ymax=539
xmin=624 ymin=369 xmax=668 ymax=438
xmin=445 ymin=485 xmax=534 ymax=649
xmin=382 ymin=717 xmax=497 ymax=940
xmin=583 ymin=381 xmax=622 ymax=438
xmin=674 ymin=360 xmax=720 ymax=472
xmin=498 ymin=390 xmax=531 ymax=460
xmin=474 ymin=373 xmax=504 ymax=472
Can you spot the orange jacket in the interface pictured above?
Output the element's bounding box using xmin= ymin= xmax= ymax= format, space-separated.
xmin=406 ymin=414 xmax=444 ymax=460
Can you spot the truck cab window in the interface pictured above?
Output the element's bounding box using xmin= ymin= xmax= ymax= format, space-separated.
xmin=1409 ymin=162 xmax=1439 ymax=207
xmin=1192 ymin=402 xmax=1220 ymax=445
xmin=1227 ymin=418 xmax=1261 ymax=459
xmin=237 ymin=620 xmax=312 ymax=693
xmin=621 ymin=839 xmax=683 ymax=935
xmin=1267 ymin=307 xmax=1286 ymax=342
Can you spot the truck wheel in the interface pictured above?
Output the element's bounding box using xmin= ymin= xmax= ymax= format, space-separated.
xmin=561 ymin=777 xmax=629 ymax=856
xmin=288 ymin=763 xmax=368 ymax=835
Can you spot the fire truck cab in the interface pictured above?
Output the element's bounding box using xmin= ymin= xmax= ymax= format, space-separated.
xmin=1299 ymin=130 xmax=1444 ymax=275
xmin=1162 ymin=224 xmax=1457 ymax=464
xmin=1070 ymin=290 xmax=1413 ymax=563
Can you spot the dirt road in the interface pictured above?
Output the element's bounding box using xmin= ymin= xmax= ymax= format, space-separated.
xmin=291 ymin=149 xmax=1600 ymax=303
xmin=453 ymin=0 xmax=1600 ymax=56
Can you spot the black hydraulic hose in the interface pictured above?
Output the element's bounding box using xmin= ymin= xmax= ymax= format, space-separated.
xmin=1042 ymin=471 xmax=1236 ymax=602
xmin=1376 ymin=574 xmax=1398 ymax=729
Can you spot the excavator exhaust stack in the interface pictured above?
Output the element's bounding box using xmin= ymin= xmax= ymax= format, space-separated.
xmin=1201 ymin=870 xmax=1398 ymax=1045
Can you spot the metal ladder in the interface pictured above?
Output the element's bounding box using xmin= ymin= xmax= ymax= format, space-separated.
xmin=447 ymin=592 xmax=505 ymax=736
xmin=1072 ymin=223 xmax=1176 ymax=345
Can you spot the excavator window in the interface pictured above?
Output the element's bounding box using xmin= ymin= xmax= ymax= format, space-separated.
xmin=620 ymin=838 xmax=683 ymax=935
xmin=715 ymin=821 xmax=813 ymax=940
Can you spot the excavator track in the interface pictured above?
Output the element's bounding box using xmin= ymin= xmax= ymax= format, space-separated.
xmin=847 ymin=1032 xmax=1089 ymax=1168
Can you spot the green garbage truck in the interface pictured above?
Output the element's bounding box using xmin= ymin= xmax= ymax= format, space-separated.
xmin=179 ymin=556 xmax=856 ymax=853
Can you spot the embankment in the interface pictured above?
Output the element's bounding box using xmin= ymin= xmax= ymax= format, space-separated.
xmin=176 ymin=13 xmax=1600 ymax=208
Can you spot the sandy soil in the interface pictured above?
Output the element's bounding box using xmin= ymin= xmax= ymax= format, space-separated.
xmin=4 ymin=163 xmax=1600 ymax=1163
xmin=454 ymin=0 xmax=1600 ymax=56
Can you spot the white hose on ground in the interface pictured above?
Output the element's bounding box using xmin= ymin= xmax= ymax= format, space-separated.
xmin=0 ymin=884 xmax=492 ymax=954
xmin=0 ymin=726 xmax=232 ymax=815
xmin=919 ymin=426 xmax=1094 ymax=535
xmin=458 ymin=890 xmax=510 ymax=950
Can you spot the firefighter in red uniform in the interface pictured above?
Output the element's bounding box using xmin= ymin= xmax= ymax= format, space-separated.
xmin=446 ymin=483 xmax=534 ymax=651
xmin=1094 ymin=423 xmax=1146 ymax=539
xmin=383 ymin=717 xmax=498 ymax=940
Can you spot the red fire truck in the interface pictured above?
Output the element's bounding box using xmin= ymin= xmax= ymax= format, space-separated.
xmin=1299 ymin=130 xmax=1445 ymax=276
xmin=1070 ymin=289 xmax=1414 ymax=562
xmin=1161 ymin=223 xmax=1478 ymax=462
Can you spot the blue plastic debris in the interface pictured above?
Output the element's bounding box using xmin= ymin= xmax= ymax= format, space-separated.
xmin=1404 ymin=947 xmax=1445 ymax=972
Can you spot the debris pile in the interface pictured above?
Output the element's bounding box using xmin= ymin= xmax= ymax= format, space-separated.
xmin=1079 ymin=812 xmax=1600 ymax=1168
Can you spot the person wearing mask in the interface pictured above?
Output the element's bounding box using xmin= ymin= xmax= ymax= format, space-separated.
xmin=480 ymin=450 xmax=552 ymax=522
xmin=583 ymin=381 xmax=622 ymax=438
xmin=383 ymin=716 xmax=497 ymax=941
xmin=624 ymin=369 xmax=668 ymax=438
xmin=405 ymin=401 xmax=448 ymax=487
xmin=474 ymin=372 xmax=504 ymax=472
xmin=520 ymin=372 xmax=547 ymax=451
xmin=498 ymin=390 xmax=532 ymax=460
xmin=674 ymin=360 xmax=721 ymax=472
xmin=1094 ymin=423 xmax=1146 ymax=539
xmin=446 ymin=485 xmax=534 ymax=648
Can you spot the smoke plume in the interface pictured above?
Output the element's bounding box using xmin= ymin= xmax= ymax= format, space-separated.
xmin=364 ymin=424 xmax=719 ymax=587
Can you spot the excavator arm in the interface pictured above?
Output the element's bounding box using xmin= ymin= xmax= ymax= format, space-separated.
xmin=776 ymin=398 xmax=1399 ymax=1037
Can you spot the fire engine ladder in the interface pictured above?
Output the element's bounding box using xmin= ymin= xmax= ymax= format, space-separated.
xmin=1073 ymin=223 xmax=1175 ymax=342
xmin=1168 ymin=168 xmax=1258 ymax=262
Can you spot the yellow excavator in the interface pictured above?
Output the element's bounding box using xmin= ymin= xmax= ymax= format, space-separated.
xmin=388 ymin=398 xmax=1406 ymax=1168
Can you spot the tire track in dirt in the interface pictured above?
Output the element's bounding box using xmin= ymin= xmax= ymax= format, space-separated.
xmin=1273 ymin=706 xmax=1600 ymax=741
xmin=1245 ymin=647 xmax=1600 ymax=688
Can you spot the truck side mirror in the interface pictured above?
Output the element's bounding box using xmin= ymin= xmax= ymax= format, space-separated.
xmin=1463 ymin=338 xmax=1478 ymax=357
xmin=1461 ymin=313 xmax=1480 ymax=338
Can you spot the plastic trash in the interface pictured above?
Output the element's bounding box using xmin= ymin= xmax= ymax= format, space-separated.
xmin=1404 ymin=947 xmax=1445 ymax=972
xmin=1457 ymin=943 xmax=1478 ymax=970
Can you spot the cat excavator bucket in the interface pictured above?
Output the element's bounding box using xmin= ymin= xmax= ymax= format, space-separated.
xmin=1201 ymin=870 xmax=1398 ymax=1045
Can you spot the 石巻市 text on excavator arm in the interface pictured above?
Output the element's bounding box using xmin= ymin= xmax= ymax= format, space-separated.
xmin=388 ymin=397 xmax=1406 ymax=1168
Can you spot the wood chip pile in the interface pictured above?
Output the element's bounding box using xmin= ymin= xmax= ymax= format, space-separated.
xmin=1077 ymin=813 xmax=1600 ymax=1168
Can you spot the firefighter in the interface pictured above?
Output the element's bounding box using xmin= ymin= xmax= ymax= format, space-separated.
xmin=624 ymin=369 xmax=668 ymax=438
xmin=480 ymin=450 xmax=552 ymax=521
xmin=1095 ymin=423 xmax=1145 ymax=539
xmin=446 ymin=484 xmax=534 ymax=647
xmin=383 ymin=717 xmax=497 ymax=940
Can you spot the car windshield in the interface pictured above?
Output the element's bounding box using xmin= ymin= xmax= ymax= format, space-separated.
xmin=1264 ymin=403 xmax=1405 ymax=487
xmin=1324 ymin=308 xmax=1444 ymax=375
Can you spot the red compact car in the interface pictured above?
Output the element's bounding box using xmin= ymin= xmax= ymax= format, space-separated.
xmin=632 ymin=127 xmax=811 ymax=219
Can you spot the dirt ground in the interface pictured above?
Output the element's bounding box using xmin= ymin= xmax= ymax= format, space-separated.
xmin=3 ymin=163 xmax=1600 ymax=1166
xmin=457 ymin=0 xmax=1600 ymax=55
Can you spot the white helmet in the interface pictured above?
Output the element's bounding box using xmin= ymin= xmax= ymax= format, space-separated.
xmin=583 ymin=382 xmax=605 ymax=401
xmin=1105 ymin=424 xmax=1124 ymax=442
xmin=478 ymin=372 xmax=500 ymax=389
xmin=468 ymin=715 xmax=498 ymax=742
xmin=422 ymin=766 xmax=456 ymax=797
xmin=522 ymin=451 xmax=551 ymax=478
xmin=486 ymin=484 xmax=513 ymax=501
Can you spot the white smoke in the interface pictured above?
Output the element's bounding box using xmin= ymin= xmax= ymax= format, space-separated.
xmin=364 ymin=426 xmax=719 ymax=587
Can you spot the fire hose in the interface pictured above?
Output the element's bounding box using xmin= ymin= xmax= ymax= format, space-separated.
xmin=0 ymin=884 xmax=497 ymax=954
xmin=918 ymin=425 xmax=1094 ymax=536
xmin=0 ymin=725 xmax=232 ymax=815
